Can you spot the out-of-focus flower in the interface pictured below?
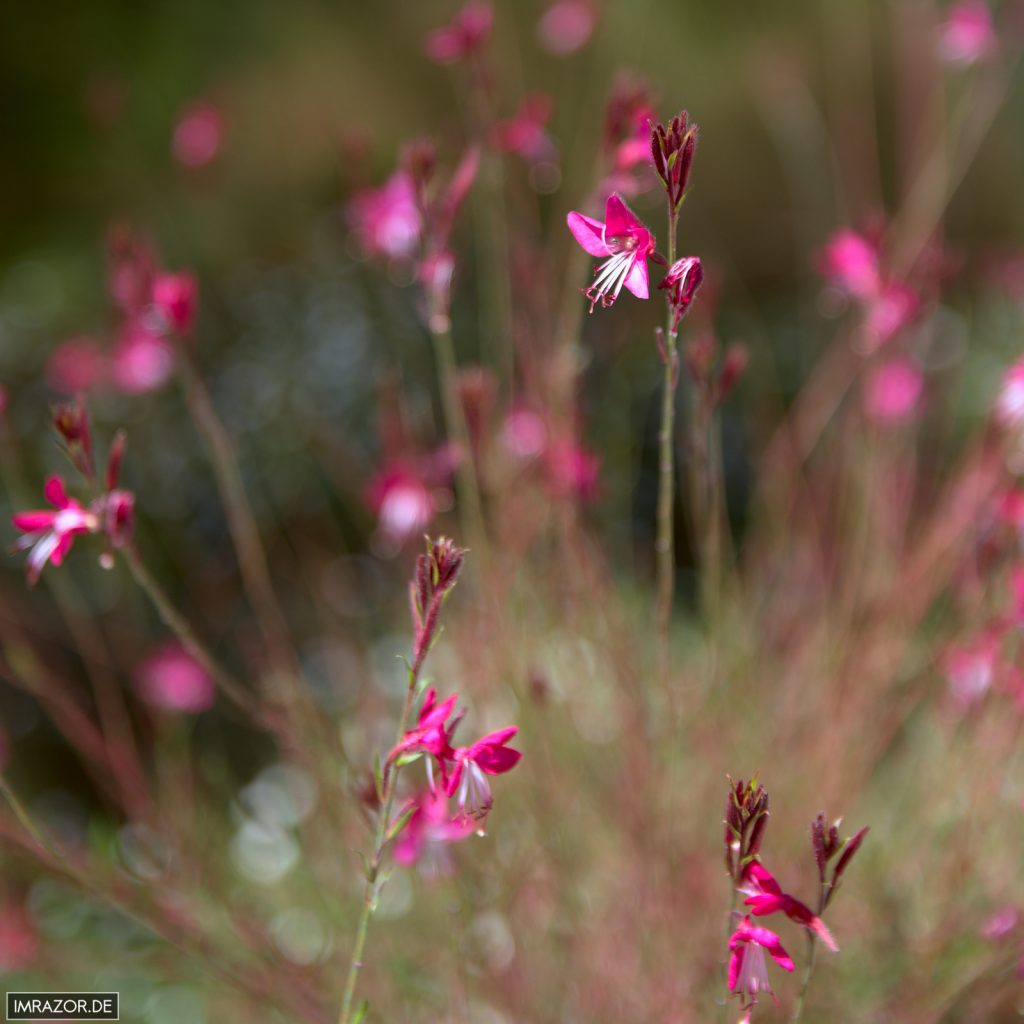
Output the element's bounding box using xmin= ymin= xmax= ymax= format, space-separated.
xmin=999 ymin=487 xmax=1024 ymax=530
xmin=864 ymin=358 xmax=924 ymax=424
xmin=136 ymin=643 xmax=215 ymax=714
xmin=445 ymin=726 xmax=522 ymax=823
xmin=544 ymin=441 xmax=601 ymax=502
xmin=659 ymin=256 xmax=704 ymax=334
xmin=366 ymin=464 xmax=438 ymax=544
xmin=172 ymin=101 xmax=224 ymax=168
xmin=111 ymin=324 xmax=175 ymax=394
xmin=865 ymin=282 xmax=919 ymax=348
xmin=980 ymin=906 xmax=1019 ymax=941
xmin=943 ymin=633 xmax=1000 ymax=708
xmin=425 ymin=2 xmax=494 ymax=64
xmin=996 ymin=358 xmax=1024 ymax=427
xmin=537 ymin=0 xmax=597 ymax=56
xmin=100 ymin=489 xmax=135 ymax=550
xmin=52 ymin=398 xmax=96 ymax=482
xmin=502 ymin=407 xmax=547 ymax=458
xmin=0 ymin=903 xmax=38 ymax=973
xmin=938 ymin=1 xmax=996 ymax=65
xmin=739 ymin=862 xmax=838 ymax=951
xmin=348 ymin=170 xmax=423 ymax=261
xmin=493 ymin=94 xmax=556 ymax=163
xmin=394 ymin=788 xmax=475 ymax=874
xmin=567 ymin=194 xmax=656 ymax=311
xmin=11 ymin=476 xmax=99 ymax=585
xmin=727 ymin=916 xmax=795 ymax=1009
xmin=819 ymin=230 xmax=881 ymax=299
xmin=152 ymin=272 xmax=198 ymax=335
xmin=46 ymin=337 xmax=108 ymax=394
xmin=108 ymin=227 xmax=157 ymax=316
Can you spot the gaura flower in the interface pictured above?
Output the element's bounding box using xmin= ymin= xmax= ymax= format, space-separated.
xmin=727 ymin=916 xmax=795 ymax=1008
xmin=366 ymin=463 xmax=439 ymax=544
xmin=863 ymin=358 xmax=924 ymax=424
xmin=386 ymin=688 xmax=461 ymax=786
xmin=659 ymin=256 xmax=704 ymax=333
xmin=348 ymin=170 xmax=423 ymax=262
xmin=997 ymin=358 xmax=1024 ymax=428
xmin=172 ymin=101 xmax=224 ymax=169
xmin=11 ymin=477 xmax=99 ymax=585
xmin=938 ymin=1 xmax=996 ymax=66
xmin=567 ymin=194 xmax=656 ymax=311
xmin=740 ymin=862 xmax=838 ymax=951
xmin=393 ymin=788 xmax=475 ymax=875
xmin=152 ymin=272 xmax=198 ymax=335
xmin=136 ymin=643 xmax=215 ymax=714
xmin=425 ymin=2 xmax=494 ymax=64
xmin=445 ymin=727 xmax=522 ymax=823
xmin=544 ymin=441 xmax=601 ymax=503
xmin=492 ymin=94 xmax=556 ymax=163
xmin=818 ymin=229 xmax=880 ymax=299
xmin=537 ymin=0 xmax=596 ymax=56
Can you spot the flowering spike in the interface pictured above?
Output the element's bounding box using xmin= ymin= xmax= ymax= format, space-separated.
xmin=659 ymin=256 xmax=704 ymax=334
xmin=106 ymin=430 xmax=127 ymax=491
xmin=811 ymin=812 xmax=828 ymax=883
xmin=650 ymin=110 xmax=697 ymax=210
xmin=829 ymin=825 xmax=869 ymax=903
xmin=52 ymin=398 xmax=95 ymax=482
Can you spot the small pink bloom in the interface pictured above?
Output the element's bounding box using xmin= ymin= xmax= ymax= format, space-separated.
xmin=348 ymin=171 xmax=423 ymax=262
xmin=425 ymin=2 xmax=494 ymax=64
xmin=740 ymin=863 xmax=838 ymax=952
xmin=727 ymin=916 xmax=795 ymax=1009
xmin=999 ymin=487 xmax=1024 ymax=529
xmin=659 ymin=256 xmax=704 ymax=333
xmin=394 ymin=788 xmax=475 ymax=875
xmin=172 ymin=102 xmax=224 ymax=168
xmin=493 ymin=94 xmax=556 ymax=162
xmin=366 ymin=465 xmax=437 ymax=544
xmin=996 ymin=358 xmax=1024 ymax=427
xmin=865 ymin=281 xmax=919 ymax=347
xmin=0 ymin=903 xmax=38 ymax=973
xmin=938 ymin=2 xmax=996 ymax=65
xmin=980 ymin=906 xmax=1019 ymax=941
xmin=545 ymin=441 xmax=600 ymax=502
xmin=11 ymin=476 xmax=99 ymax=585
xmin=46 ymin=337 xmax=108 ymax=394
xmin=152 ymin=272 xmax=198 ymax=335
xmin=502 ymin=408 xmax=547 ymax=458
xmin=819 ymin=230 xmax=880 ymax=299
xmin=445 ymin=726 xmax=522 ymax=822
xmin=567 ymin=194 xmax=656 ymax=311
xmin=864 ymin=358 xmax=924 ymax=424
xmin=136 ymin=643 xmax=215 ymax=714
xmin=111 ymin=323 xmax=175 ymax=394
xmin=387 ymin=688 xmax=461 ymax=785
xmin=943 ymin=634 xmax=1000 ymax=708
xmin=537 ymin=0 xmax=596 ymax=56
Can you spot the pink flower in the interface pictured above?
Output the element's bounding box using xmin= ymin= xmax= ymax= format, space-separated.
xmin=943 ymin=634 xmax=1000 ymax=708
xmin=366 ymin=464 xmax=437 ymax=544
xmin=136 ymin=644 xmax=215 ymax=714
xmin=493 ymin=94 xmax=556 ymax=163
xmin=445 ymin=726 xmax=522 ymax=822
xmin=0 ymin=903 xmax=38 ymax=973
xmin=111 ymin=323 xmax=175 ymax=394
xmin=864 ymin=358 xmax=924 ymax=424
xmin=740 ymin=863 xmax=838 ymax=951
xmin=46 ymin=337 xmax=108 ymax=394
xmin=865 ymin=281 xmax=919 ymax=348
xmin=819 ymin=230 xmax=880 ymax=299
xmin=11 ymin=476 xmax=99 ymax=585
xmin=502 ymin=407 xmax=547 ymax=458
xmin=938 ymin=2 xmax=996 ymax=65
xmin=997 ymin=358 xmax=1024 ymax=427
xmin=980 ymin=906 xmax=1019 ymax=941
xmin=393 ymin=789 xmax=475 ymax=875
xmin=537 ymin=0 xmax=596 ymax=56
xmin=567 ymin=194 xmax=657 ymax=311
xmin=173 ymin=102 xmax=224 ymax=168
xmin=545 ymin=441 xmax=601 ymax=502
xmin=152 ymin=272 xmax=198 ymax=335
xmin=348 ymin=171 xmax=423 ymax=262
xmin=387 ymin=688 xmax=461 ymax=787
xmin=659 ymin=256 xmax=704 ymax=333
xmin=727 ymin=916 xmax=795 ymax=1009
xmin=425 ymin=2 xmax=494 ymax=64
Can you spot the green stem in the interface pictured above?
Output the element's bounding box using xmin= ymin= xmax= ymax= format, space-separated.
xmin=338 ymin=661 xmax=423 ymax=1024
xmin=719 ymin=886 xmax=738 ymax=1022
xmin=791 ymin=932 xmax=819 ymax=1021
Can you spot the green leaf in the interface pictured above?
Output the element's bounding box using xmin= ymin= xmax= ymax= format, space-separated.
xmin=351 ymin=1000 xmax=370 ymax=1024
xmin=385 ymin=804 xmax=417 ymax=845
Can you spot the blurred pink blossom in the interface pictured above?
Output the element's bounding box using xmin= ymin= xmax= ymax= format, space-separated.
xmin=152 ymin=272 xmax=198 ymax=335
xmin=538 ymin=0 xmax=597 ymax=56
xmin=11 ymin=476 xmax=99 ymax=585
xmin=545 ymin=441 xmax=601 ymax=502
xmin=46 ymin=337 xmax=108 ymax=394
xmin=136 ymin=643 xmax=215 ymax=714
xmin=740 ymin=862 xmax=838 ymax=951
xmin=819 ymin=230 xmax=880 ymax=299
xmin=865 ymin=282 xmax=919 ymax=347
xmin=938 ymin=2 xmax=996 ymax=65
xmin=502 ymin=408 xmax=547 ymax=458
xmin=111 ymin=324 xmax=175 ymax=394
xmin=981 ymin=906 xmax=1020 ymax=941
xmin=567 ymin=193 xmax=656 ymax=310
xmin=172 ymin=102 xmax=224 ymax=168
xmin=727 ymin=916 xmax=795 ymax=1010
xmin=864 ymin=358 xmax=924 ymax=424
xmin=0 ymin=904 xmax=38 ymax=973
xmin=943 ymin=634 xmax=1000 ymax=708
xmin=348 ymin=170 xmax=423 ymax=261
xmin=493 ymin=94 xmax=556 ymax=162
xmin=366 ymin=464 xmax=438 ymax=544
xmin=394 ymin=788 xmax=475 ymax=874
xmin=996 ymin=358 xmax=1024 ymax=427
xmin=425 ymin=2 xmax=493 ymax=64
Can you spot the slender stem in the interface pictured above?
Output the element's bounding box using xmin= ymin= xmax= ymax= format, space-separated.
xmin=338 ymin=658 xmax=424 ymax=1024
xmin=655 ymin=207 xmax=678 ymax=683
xmin=791 ymin=932 xmax=819 ymax=1021
xmin=121 ymin=546 xmax=260 ymax=721
xmin=430 ymin=324 xmax=488 ymax=561
xmin=0 ymin=775 xmax=58 ymax=860
xmin=718 ymin=886 xmax=738 ymax=1022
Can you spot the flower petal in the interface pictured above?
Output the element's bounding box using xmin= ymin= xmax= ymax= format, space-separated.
xmin=43 ymin=476 xmax=69 ymax=509
xmin=566 ymin=212 xmax=611 ymax=257
xmin=604 ymin=193 xmax=643 ymax=239
xmin=623 ymin=258 xmax=649 ymax=300
xmin=11 ymin=511 xmax=55 ymax=532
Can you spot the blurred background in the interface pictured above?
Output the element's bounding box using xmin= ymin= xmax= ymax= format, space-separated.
xmin=1 ymin=0 xmax=1023 ymax=1021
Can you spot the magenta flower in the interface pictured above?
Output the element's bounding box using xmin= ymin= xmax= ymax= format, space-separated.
xmin=537 ymin=0 xmax=596 ymax=56
xmin=172 ymin=101 xmax=224 ymax=169
xmin=938 ymin=2 xmax=996 ymax=65
xmin=46 ymin=337 xmax=108 ymax=395
xmin=997 ymin=358 xmax=1024 ymax=428
xmin=493 ymin=94 xmax=556 ymax=163
xmin=11 ymin=477 xmax=99 ymax=585
xmin=366 ymin=463 xmax=438 ymax=545
xmin=544 ymin=441 xmax=601 ymax=502
xmin=943 ymin=633 xmax=1000 ymax=708
xmin=567 ymin=194 xmax=656 ymax=311
xmin=393 ymin=789 xmax=475 ymax=875
xmin=425 ymin=2 xmax=493 ymax=64
xmin=864 ymin=281 xmax=919 ymax=348
xmin=727 ymin=916 xmax=795 ymax=1008
xmin=348 ymin=170 xmax=423 ymax=262
xmin=863 ymin=358 xmax=924 ymax=424
xmin=659 ymin=256 xmax=704 ymax=333
xmin=0 ymin=902 xmax=38 ymax=973
xmin=445 ymin=726 xmax=522 ymax=822
xmin=819 ymin=229 xmax=880 ymax=299
xmin=136 ymin=643 xmax=215 ymax=714
xmin=152 ymin=272 xmax=198 ymax=335
xmin=740 ymin=862 xmax=838 ymax=951
xmin=111 ymin=323 xmax=175 ymax=395
xmin=386 ymin=688 xmax=461 ymax=785
xmin=502 ymin=407 xmax=547 ymax=458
